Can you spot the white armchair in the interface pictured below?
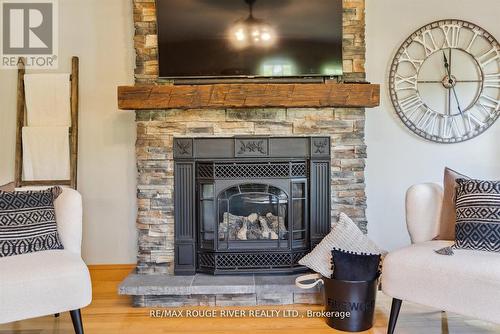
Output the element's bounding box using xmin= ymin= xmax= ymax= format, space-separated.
xmin=0 ymin=188 xmax=92 ymax=334
xmin=382 ymin=183 xmax=500 ymax=334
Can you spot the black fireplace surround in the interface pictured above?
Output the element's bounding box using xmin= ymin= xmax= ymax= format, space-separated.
xmin=173 ymin=137 xmax=331 ymax=275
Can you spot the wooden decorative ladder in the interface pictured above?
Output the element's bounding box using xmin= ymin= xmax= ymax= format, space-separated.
xmin=14 ymin=56 xmax=80 ymax=189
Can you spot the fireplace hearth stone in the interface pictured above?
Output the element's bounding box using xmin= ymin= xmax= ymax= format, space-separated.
xmin=119 ymin=273 xmax=322 ymax=307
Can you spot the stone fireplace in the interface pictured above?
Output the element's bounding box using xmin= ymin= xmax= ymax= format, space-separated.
xmin=134 ymin=106 xmax=369 ymax=277
xmin=118 ymin=0 xmax=379 ymax=306
xmin=173 ymin=137 xmax=331 ymax=275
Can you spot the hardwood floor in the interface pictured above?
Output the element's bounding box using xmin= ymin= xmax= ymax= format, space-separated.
xmin=1 ymin=265 xmax=499 ymax=334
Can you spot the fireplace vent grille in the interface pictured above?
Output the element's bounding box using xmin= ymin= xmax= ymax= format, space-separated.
xmin=197 ymin=163 xmax=214 ymax=178
xmin=198 ymin=253 xmax=216 ymax=268
xmin=290 ymin=163 xmax=307 ymax=177
xmin=197 ymin=251 xmax=308 ymax=272
xmin=196 ymin=162 xmax=307 ymax=179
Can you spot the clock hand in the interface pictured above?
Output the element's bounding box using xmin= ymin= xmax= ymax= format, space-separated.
xmin=443 ymin=51 xmax=450 ymax=76
xmin=443 ymin=51 xmax=463 ymax=115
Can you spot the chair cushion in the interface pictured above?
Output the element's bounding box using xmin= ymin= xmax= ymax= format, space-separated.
xmin=454 ymin=179 xmax=500 ymax=252
xmin=0 ymin=187 xmax=64 ymax=257
xmin=382 ymin=240 xmax=500 ymax=324
xmin=438 ymin=167 xmax=469 ymax=240
xmin=0 ymin=250 xmax=92 ymax=324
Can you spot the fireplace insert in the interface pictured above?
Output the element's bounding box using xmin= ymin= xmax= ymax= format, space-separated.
xmin=173 ymin=137 xmax=331 ymax=275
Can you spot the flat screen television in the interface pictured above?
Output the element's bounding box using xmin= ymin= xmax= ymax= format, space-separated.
xmin=156 ymin=0 xmax=343 ymax=80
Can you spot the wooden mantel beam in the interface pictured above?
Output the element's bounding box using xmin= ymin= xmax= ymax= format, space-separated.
xmin=117 ymin=83 xmax=380 ymax=110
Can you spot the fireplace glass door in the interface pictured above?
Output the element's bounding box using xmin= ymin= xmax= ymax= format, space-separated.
xmin=217 ymin=184 xmax=289 ymax=250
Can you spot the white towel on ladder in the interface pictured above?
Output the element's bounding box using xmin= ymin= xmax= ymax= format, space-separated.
xmin=24 ymin=73 xmax=71 ymax=126
xmin=22 ymin=127 xmax=70 ymax=181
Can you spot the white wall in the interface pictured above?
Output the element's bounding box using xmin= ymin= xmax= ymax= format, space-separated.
xmin=2 ymin=0 xmax=500 ymax=263
xmin=365 ymin=0 xmax=500 ymax=251
xmin=0 ymin=0 xmax=137 ymax=264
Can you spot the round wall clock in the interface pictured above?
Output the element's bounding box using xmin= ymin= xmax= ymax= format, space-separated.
xmin=389 ymin=19 xmax=500 ymax=143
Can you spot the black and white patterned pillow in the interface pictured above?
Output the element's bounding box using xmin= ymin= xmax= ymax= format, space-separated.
xmin=454 ymin=179 xmax=500 ymax=252
xmin=0 ymin=187 xmax=64 ymax=257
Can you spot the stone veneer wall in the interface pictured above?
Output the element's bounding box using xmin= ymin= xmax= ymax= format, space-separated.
xmin=132 ymin=0 xmax=367 ymax=274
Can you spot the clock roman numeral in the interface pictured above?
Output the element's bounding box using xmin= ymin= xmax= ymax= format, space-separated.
xmin=484 ymin=73 xmax=500 ymax=88
xmin=417 ymin=109 xmax=438 ymax=134
xmin=414 ymin=30 xmax=439 ymax=56
xmin=477 ymin=46 xmax=500 ymax=68
xmin=399 ymin=94 xmax=424 ymax=119
xmin=399 ymin=48 xmax=424 ymax=70
xmin=476 ymin=101 xmax=496 ymax=118
xmin=479 ymin=94 xmax=500 ymax=111
xmin=395 ymin=74 xmax=418 ymax=91
xmin=441 ymin=24 xmax=462 ymax=48
xmin=442 ymin=116 xmax=462 ymax=138
xmin=465 ymin=29 xmax=482 ymax=53
xmin=463 ymin=111 xmax=485 ymax=133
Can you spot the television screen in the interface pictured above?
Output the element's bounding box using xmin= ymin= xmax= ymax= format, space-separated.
xmin=156 ymin=0 xmax=343 ymax=79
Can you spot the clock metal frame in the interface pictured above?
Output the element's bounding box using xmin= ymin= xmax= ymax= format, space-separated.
xmin=389 ymin=19 xmax=500 ymax=143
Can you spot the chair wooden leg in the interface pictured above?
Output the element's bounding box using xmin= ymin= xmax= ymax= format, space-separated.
xmin=70 ymin=309 xmax=84 ymax=334
xmin=387 ymin=298 xmax=402 ymax=334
